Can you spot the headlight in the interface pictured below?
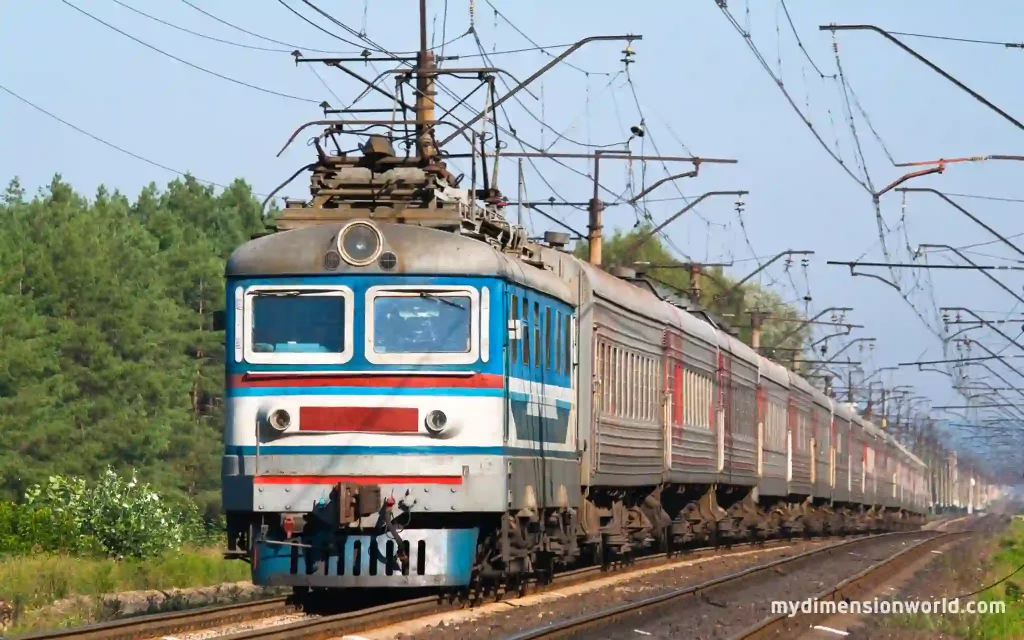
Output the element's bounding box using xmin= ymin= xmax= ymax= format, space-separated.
xmin=338 ymin=221 xmax=383 ymax=266
xmin=424 ymin=410 xmax=448 ymax=435
xmin=268 ymin=409 xmax=291 ymax=432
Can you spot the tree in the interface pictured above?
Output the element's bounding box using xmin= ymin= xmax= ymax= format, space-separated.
xmin=0 ymin=175 xmax=264 ymax=517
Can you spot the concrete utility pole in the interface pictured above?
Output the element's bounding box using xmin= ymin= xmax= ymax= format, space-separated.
xmin=415 ymin=0 xmax=437 ymax=160
xmin=750 ymin=309 xmax=763 ymax=351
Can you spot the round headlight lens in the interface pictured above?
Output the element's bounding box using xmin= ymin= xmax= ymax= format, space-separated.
xmin=338 ymin=222 xmax=382 ymax=266
xmin=424 ymin=410 xmax=448 ymax=435
xmin=268 ymin=409 xmax=291 ymax=432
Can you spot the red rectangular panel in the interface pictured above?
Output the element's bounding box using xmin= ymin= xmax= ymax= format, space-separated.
xmin=299 ymin=407 xmax=418 ymax=433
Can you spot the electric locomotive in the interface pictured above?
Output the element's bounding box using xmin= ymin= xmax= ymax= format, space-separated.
xmin=222 ymin=141 xmax=579 ymax=588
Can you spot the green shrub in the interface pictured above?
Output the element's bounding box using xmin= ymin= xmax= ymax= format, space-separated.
xmin=21 ymin=467 xmax=209 ymax=558
xmin=0 ymin=502 xmax=99 ymax=555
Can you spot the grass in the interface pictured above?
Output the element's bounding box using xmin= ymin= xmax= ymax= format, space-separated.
xmin=882 ymin=518 xmax=1024 ymax=639
xmin=0 ymin=546 xmax=252 ymax=634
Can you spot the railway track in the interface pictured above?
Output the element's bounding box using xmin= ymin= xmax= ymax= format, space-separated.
xmin=504 ymin=529 xmax=969 ymax=640
xmin=211 ymin=534 xmax=885 ymax=640
xmin=25 ymin=524 xmax=961 ymax=640
xmin=17 ymin=597 xmax=293 ymax=640
xmin=733 ymin=531 xmax=971 ymax=639
xmin=22 ymin=534 xmax=850 ymax=640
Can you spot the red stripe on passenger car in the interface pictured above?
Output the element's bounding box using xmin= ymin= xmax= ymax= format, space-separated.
xmin=229 ymin=373 xmax=504 ymax=389
xmin=299 ymin=407 xmax=418 ymax=433
xmin=253 ymin=475 xmax=462 ymax=485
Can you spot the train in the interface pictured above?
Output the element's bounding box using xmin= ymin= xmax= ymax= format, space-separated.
xmin=220 ymin=135 xmax=986 ymax=592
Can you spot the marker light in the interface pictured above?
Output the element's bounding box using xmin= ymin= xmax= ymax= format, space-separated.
xmin=424 ymin=410 xmax=448 ymax=435
xmin=268 ymin=409 xmax=291 ymax=432
xmin=338 ymin=221 xmax=383 ymax=266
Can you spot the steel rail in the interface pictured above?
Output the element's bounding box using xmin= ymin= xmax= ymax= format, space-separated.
xmin=211 ymin=536 xmax=845 ymax=640
xmin=507 ymin=530 xmax=943 ymax=640
xmin=37 ymin=532 xmax=932 ymax=640
xmin=19 ymin=596 xmax=293 ymax=640
xmin=735 ymin=530 xmax=977 ymax=638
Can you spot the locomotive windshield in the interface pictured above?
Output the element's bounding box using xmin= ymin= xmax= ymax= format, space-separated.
xmin=372 ymin=292 xmax=471 ymax=354
xmin=251 ymin=292 xmax=346 ymax=354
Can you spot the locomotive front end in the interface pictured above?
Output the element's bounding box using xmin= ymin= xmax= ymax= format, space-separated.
xmin=222 ymin=221 xmax=509 ymax=589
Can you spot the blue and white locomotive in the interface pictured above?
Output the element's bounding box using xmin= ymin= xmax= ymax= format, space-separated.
xmin=223 ymin=199 xmax=580 ymax=587
xmin=222 ymin=133 xmax=939 ymax=592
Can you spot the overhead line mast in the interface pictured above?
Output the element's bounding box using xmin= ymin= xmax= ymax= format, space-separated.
xmin=416 ymin=0 xmax=437 ymax=160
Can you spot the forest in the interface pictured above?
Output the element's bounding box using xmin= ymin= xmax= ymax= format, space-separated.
xmin=0 ymin=176 xmax=807 ymax=516
xmin=0 ymin=175 xmax=264 ymax=517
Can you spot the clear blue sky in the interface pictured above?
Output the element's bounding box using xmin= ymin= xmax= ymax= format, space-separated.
xmin=3 ymin=0 xmax=1022 ymax=462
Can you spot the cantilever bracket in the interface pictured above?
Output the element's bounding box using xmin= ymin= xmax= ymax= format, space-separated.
xmin=438 ymin=35 xmax=642 ymax=147
xmin=821 ymin=24 xmax=1024 ymax=131
xmin=847 ymin=264 xmax=901 ymax=291
xmin=873 ymin=165 xmax=944 ymax=200
xmin=915 ymin=364 xmax=952 ymax=377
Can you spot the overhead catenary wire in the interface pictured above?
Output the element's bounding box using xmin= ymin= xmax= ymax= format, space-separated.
xmin=274 ymin=0 xmax=378 ymax=50
xmin=735 ymin=3 xmax=940 ymax=334
xmin=461 ymin=26 xmax=623 ymax=214
xmin=831 ymin=35 xmax=875 ymax=191
xmin=889 ymin=30 xmax=1024 ymax=49
xmin=308 ymin=65 xmax=344 ymax=106
xmin=468 ymin=28 xmax=625 ymax=151
xmin=823 ymin=24 xmax=1024 ymax=132
xmin=943 ymin=192 xmax=1024 ymax=204
xmin=177 ymin=0 xmax=358 ymax=54
xmin=59 ymin=0 xmax=320 ymax=104
xmin=623 ymin=68 xmax=714 ymax=227
xmin=716 ymin=2 xmax=872 ymax=195
xmin=452 ymin=42 xmax=589 ymax=59
xmin=778 ymin=0 xmax=835 ymax=79
xmin=481 ymin=0 xmax=614 ymax=76
xmin=842 ymin=77 xmax=898 ymax=166
xmin=294 ymin=0 xmax=470 ymax=56
xmin=538 ymin=71 xmax=627 ymax=152
xmin=108 ymin=0 xmax=292 ymax=52
xmin=439 ymin=0 xmax=450 ymax=57
xmin=0 ymin=83 xmax=256 ymax=194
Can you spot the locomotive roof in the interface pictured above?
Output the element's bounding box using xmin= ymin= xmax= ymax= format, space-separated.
xmin=226 ymin=221 xmax=572 ymax=301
